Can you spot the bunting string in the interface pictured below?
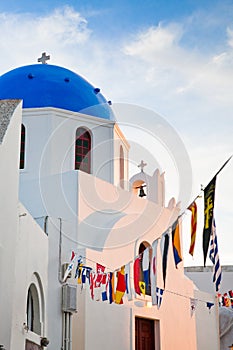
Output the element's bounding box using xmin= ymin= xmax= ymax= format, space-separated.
xmin=61 ymin=156 xmax=232 ymax=308
xmin=63 ymin=251 xmax=217 ymax=309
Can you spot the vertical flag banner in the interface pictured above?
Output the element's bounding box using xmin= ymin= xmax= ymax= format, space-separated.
xmin=95 ymin=263 xmax=105 ymax=287
xmin=125 ymin=263 xmax=133 ymax=301
xmin=77 ymin=263 xmax=84 ymax=284
xmin=209 ymin=219 xmax=222 ymax=292
xmin=223 ymin=293 xmax=231 ymax=307
xmin=101 ymin=274 xmax=108 ymax=301
xmin=142 ymin=247 xmax=150 ymax=290
xmin=228 ymin=290 xmax=233 ymax=308
xmin=63 ymin=251 xmax=77 ymax=282
xmin=90 ymin=272 xmax=95 ymax=300
xmin=156 ymin=287 xmax=164 ymax=309
xmin=203 ymin=176 xmax=216 ymax=266
xmin=190 ymin=298 xmax=197 ymax=317
xmin=74 ymin=256 xmax=83 ymax=279
xmin=133 ymin=256 xmax=141 ymax=295
xmin=160 ymin=232 xmax=170 ymax=288
xmin=94 ymin=263 xmax=105 ymax=301
xmin=150 ymin=239 xmax=158 ymax=305
xmin=188 ymin=201 xmax=197 ymax=256
xmin=115 ymin=266 xmax=126 ymax=304
xmin=172 ymin=219 xmax=182 ymax=268
xmin=108 ymin=272 xmax=115 ymax=304
xmin=82 ymin=266 xmax=92 ymax=285
xmin=217 ymin=293 xmax=222 ymax=307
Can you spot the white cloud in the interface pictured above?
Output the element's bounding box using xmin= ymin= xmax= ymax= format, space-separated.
xmin=36 ymin=6 xmax=91 ymax=45
xmin=124 ymin=23 xmax=183 ymax=58
xmin=227 ymin=26 xmax=233 ymax=48
xmin=0 ymin=6 xmax=91 ymax=71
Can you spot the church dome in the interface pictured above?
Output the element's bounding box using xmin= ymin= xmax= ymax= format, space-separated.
xmin=0 ymin=64 xmax=114 ymax=120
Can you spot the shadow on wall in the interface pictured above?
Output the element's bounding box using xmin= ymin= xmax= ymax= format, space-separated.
xmin=219 ymin=307 xmax=233 ymax=350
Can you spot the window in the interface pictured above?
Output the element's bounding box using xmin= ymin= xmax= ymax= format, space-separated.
xmin=139 ymin=242 xmax=151 ymax=296
xmin=19 ymin=124 xmax=26 ymax=169
xmin=119 ymin=145 xmax=124 ymax=189
xmin=75 ymin=128 xmax=91 ymax=173
xmin=26 ymin=284 xmax=41 ymax=335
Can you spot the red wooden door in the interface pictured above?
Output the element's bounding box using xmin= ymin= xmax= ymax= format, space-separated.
xmin=135 ymin=317 xmax=155 ymax=350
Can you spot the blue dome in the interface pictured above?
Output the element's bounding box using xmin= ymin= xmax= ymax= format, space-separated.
xmin=0 ymin=64 xmax=114 ymax=120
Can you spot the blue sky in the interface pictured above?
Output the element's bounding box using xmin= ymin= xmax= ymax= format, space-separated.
xmin=0 ymin=0 xmax=232 ymax=269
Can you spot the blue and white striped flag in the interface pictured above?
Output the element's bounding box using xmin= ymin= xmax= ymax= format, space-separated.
xmin=209 ymin=219 xmax=222 ymax=292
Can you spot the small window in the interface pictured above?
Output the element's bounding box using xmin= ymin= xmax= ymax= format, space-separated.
xmin=75 ymin=128 xmax=91 ymax=173
xmin=119 ymin=146 xmax=124 ymax=189
xmin=26 ymin=284 xmax=41 ymax=335
xmin=19 ymin=124 xmax=26 ymax=169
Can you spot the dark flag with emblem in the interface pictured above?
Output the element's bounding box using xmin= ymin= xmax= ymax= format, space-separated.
xmin=203 ymin=176 xmax=216 ymax=266
xmin=202 ymin=156 xmax=232 ymax=266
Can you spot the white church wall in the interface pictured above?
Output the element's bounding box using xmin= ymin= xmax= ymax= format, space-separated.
xmin=194 ymin=289 xmax=220 ymax=349
xmin=11 ymin=203 xmax=49 ymax=349
xmin=185 ymin=265 xmax=233 ymax=295
xmin=21 ymin=108 xmax=115 ymax=184
xmin=85 ymin=299 xmax=131 ymax=350
xmin=0 ymin=100 xmax=22 ymax=349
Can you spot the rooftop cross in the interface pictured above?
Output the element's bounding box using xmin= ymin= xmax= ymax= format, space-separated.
xmin=38 ymin=52 xmax=50 ymax=64
xmin=138 ymin=160 xmax=147 ymax=172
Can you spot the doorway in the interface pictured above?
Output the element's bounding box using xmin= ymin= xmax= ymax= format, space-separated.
xmin=135 ymin=317 xmax=155 ymax=350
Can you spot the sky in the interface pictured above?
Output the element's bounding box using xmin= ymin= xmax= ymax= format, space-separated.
xmin=0 ymin=0 xmax=232 ymax=268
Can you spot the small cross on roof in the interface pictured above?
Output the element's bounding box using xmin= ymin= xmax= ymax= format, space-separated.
xmin=38 ymin=52 xmax=50 ymax=64
xmin=138 ymin=160 xmax=147 ymax=172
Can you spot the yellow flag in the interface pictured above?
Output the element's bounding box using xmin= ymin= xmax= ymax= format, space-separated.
xmin=139 ymin=281 xmax=146 ymax=296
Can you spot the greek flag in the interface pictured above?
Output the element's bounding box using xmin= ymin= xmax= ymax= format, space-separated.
xmin=156 ymin=287 xmax=164 ymax=309
xmin=209 ymin=219 xmax=222 ymax=292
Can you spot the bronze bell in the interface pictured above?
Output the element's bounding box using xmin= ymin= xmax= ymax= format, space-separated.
xmin=139 ymin=186 xmax=146 ymax=197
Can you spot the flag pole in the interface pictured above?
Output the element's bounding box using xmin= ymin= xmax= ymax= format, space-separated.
xmin=203 ymin=155 xmax=232 ymax=190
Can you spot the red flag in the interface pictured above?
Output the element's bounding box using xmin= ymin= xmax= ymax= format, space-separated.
xmin=228 ymin=290 xmax=233 ymax=308
xmin=188 ymin=202 xmax=197 ymax=256
xmin=115 ymin=266 xmax=126 ymax=304
xmin=95 ymin=263 xmax=105 ymax=287
xmin=133 ymin=257 xmax=141 ymax=295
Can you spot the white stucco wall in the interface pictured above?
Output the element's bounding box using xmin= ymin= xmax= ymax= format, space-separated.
xmin=21 ymin=108 xmax=115 ymax=184
xmin=194 ymin=290 xmax=220 ymax=349
xmin=185 ymin=266 xmax=233 ymax=295
xmin=11 ymin=203 xmax=49 ymax=349
xmin=0 ymin=100 xmax=22 ymax=349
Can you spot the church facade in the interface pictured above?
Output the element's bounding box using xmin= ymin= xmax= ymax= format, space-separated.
xmin=0 ymin=59 xmax=219 ymax=349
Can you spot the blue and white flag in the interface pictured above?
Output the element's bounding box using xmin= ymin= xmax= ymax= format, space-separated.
xmin=209 ymin=219 xmax=222 ymax=292
xmin=142 ymin=247 xmax=150 ymax=290
xmin=156 ymin=287 xmax=164 ymax=309
xmin=63 ymin=252 xmax=81 ymax=282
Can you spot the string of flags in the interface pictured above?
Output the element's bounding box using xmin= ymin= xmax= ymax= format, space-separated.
xmin=217 ymin=291 xmax=233 ymax=308
xmin=62 ymin=156 xmax=231 ymax=310
xmin=62 ymin=239 xmax=216 ymax=313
